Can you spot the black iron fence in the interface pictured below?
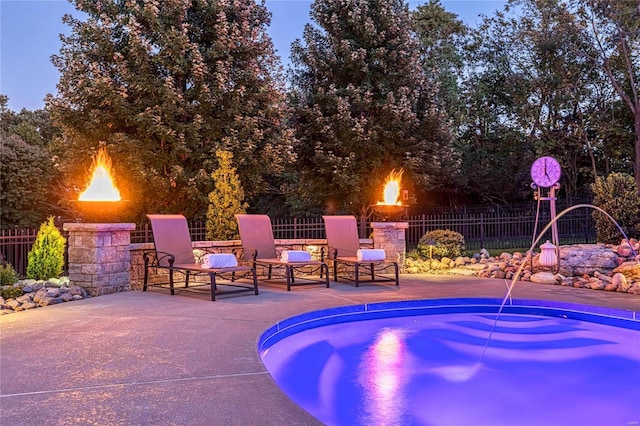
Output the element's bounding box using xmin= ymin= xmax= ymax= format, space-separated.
xmin=1 ymin=203 xmax=597 ymax=278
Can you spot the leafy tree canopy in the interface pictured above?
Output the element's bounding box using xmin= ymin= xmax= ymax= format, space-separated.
xmin=289 ymin=0 xmax=451 ymax=214
xmin=47 ymin=0 xmax=293 ymax=220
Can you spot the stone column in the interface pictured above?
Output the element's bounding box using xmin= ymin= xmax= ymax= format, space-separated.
xmin=63 ymin=223 xmax=136 ymax=296
xmin=371 ymin=222 xmax=408 ymax=273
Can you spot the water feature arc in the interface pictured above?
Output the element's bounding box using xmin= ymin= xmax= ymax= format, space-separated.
xmin=481 ymin=204 xmax=637 ymax=361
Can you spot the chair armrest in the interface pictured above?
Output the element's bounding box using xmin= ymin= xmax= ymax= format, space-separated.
xmin=235 ymin=246 xmax=258 ymax=261
xmin=231 ymin=247 xmax=244 ymax=260
xmin=144 ymin=250 xmax=175 ymax=268
xmin=325 ymin=246 xmax=338 ymax=260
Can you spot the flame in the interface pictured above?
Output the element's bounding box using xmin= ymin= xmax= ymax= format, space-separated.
xmin=377 ymin=169 xmax=403 ymax=206
xmin=78 ymin=147 xmax=121 ymax=201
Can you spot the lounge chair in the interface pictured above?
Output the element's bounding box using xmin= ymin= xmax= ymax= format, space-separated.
xmin=235 ymin=214 xmax=330 ymax=290
xmin=143 ymin=214 xmax=258 ymax=301
xmin=322 ymin=215 xmax=399 ymax=287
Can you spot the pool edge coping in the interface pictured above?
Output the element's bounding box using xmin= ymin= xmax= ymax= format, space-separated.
xmin=258 ymin=297 xmax=640 ymax=353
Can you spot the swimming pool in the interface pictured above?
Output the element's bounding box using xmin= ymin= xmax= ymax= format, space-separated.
xmin=259 ymin=298 xmax=640 ymax=425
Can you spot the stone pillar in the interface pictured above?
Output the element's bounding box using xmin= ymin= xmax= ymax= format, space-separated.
xmin=63 ymin=223 xmax=136 ymax=296
xmin=371 ymin=222 xmax=408 ymax=273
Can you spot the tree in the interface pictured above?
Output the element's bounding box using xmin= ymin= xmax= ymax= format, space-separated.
xmin=591 ymin=172 xmax=640 ymax=243
xmin=47 ymin=0 xmax=292 ymax=221
xmin=26 ymin=217 xmax=66 ymax=280
xmin=0 ymin=133 xmax=59 ymax=227
xmin=206 ymin=150 xmax=247 ymax=240
xmin=574 ymin=0 xmax=640 ymax=194
xmin=458 ymin=0 xmax=605 ymax=202
xmin=289 ymin=0 xmax=449 ymax=214
xmin=412 ymin=0 xmax=469 ymax=127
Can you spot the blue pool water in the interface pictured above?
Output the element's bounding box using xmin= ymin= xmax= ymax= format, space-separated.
xmin=259 ymin=299 xmax=640 ymax=426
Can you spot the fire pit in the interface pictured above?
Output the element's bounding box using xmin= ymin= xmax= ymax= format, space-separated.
xmin=65 ymin=146 xmax=135 ymax=295
xmin=73 ymin=200 xmax=128 ymax=223
xmin=371 ymin=169 xmax=408 ymax=221
xmin=73 ymin=147 xmax=128 ymax=222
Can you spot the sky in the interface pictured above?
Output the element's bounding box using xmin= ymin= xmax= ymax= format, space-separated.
xmin=0 ymin=0 xmax=507 ymax=112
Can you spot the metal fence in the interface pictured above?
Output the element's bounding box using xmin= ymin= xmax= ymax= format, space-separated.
xmin=1 ymin=203 xmax=597 ymax=278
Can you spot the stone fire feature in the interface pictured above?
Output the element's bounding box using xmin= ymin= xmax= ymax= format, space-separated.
xmin=371 ymin=221 xmax=408 ymax=273
xmin=63 ymin=222 xmax=136 ymax=296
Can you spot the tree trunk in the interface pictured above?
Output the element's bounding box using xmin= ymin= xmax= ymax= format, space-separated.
xmin=635 ymin=114 xmax=640 ymax=195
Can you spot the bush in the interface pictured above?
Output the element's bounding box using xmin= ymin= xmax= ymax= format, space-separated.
xmin=26 ymin=216 xmax=66 ymax=280
xmin=0 ymin=285 xmax=23 ymax=300
xmin=417 ymin=229 xmax=465 ymax=259
xmin=0 ymin=263 xmax=19 ymax=285
xmin=591 ymin=173 xmax=640 ymax=244
xmin=406 ymin=249 xmax=423 ymax=260
xmin=206 ymin=150 xmax=248 ymax=240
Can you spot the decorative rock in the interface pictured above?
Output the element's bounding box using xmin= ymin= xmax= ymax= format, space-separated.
xmin=60 ymin=292 xmax=74 ymax=302
xmin=617 ymin=279 xmax=632 ymax=292
xmin=33 ymin=288 xmax=47 ymax=304
xmin=589 ymin=279 xmax=606 ymax=290
xmin=611 ymin=273 xmax=627 ymax=288
xmin=20 ymin=302 xmax=37 ymax=310
xmin=530 ymin=272 xmax=557 ymax=284
xmin=499 ymin=252 xmax=513 ymax=261
xmin=604 ymin=283 xmax=618 ymax=291
xmin=560 ymin=277 xmax=573 ymax=286
xmin=46 ymin=278 xmax=61 ymax=286
xmin=46 ymin=288 xmax=60 ymax=298
xmin=559 ymin=244 xmax=618 ymax=276
xmin=69 ymin=286 xmax=88 ymax=297
xmin=6 ymin=299 xmax=21 ymax=310
xmin=38 ymin=297 xmax=60 ymax=307
xmin=16 ymin=294 xmax=33 ymax=304
xmin=613 ymin=261 xmax=640 ymax=280
xmin=593 ymin=272 xmax=612 ymax=283
xmin=454 ymin=257 xmax=467 ymax=266
xmin=0 ymin=277 xmax=90 ymax=314
xmin=616 ymin=243 xmax=634 ymax=257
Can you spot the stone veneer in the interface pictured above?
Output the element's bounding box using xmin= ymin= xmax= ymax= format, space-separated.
xmin=371 ymin=222 xmax=409 ymax=273
xmin=62 ymin=219 xmax=407 ymax=294
xmin=63 ymin=222 xmax=136 ymax=296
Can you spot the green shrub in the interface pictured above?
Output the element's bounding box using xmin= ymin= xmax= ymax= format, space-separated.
xmin=406 ymin=248 xmax=423 ymax=261
xmin=206 ymin=150 xmax=248 ymax=240
xmin=0 ymin=263 xmax=19 ymax=285
xmin=417 ymin=229 xmax=466 ymax=259
xmin=0 ymin=285 xmax=23 ymax=300
xmin=26 ymin=216 xmax=66 ymax=280
xmin=591 ymin=173 xmax=640 ymax=244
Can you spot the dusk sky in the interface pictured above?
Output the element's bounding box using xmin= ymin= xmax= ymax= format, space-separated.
xmin=1 ymin=0 xmax=507 ymax=112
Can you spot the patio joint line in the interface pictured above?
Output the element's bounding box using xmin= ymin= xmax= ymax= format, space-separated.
xmin=0 ymin=370 xmax=270 ymax=399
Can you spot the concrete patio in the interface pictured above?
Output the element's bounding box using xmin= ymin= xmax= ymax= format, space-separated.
xmin=1 ymin=275 xmax=639 ymax=425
